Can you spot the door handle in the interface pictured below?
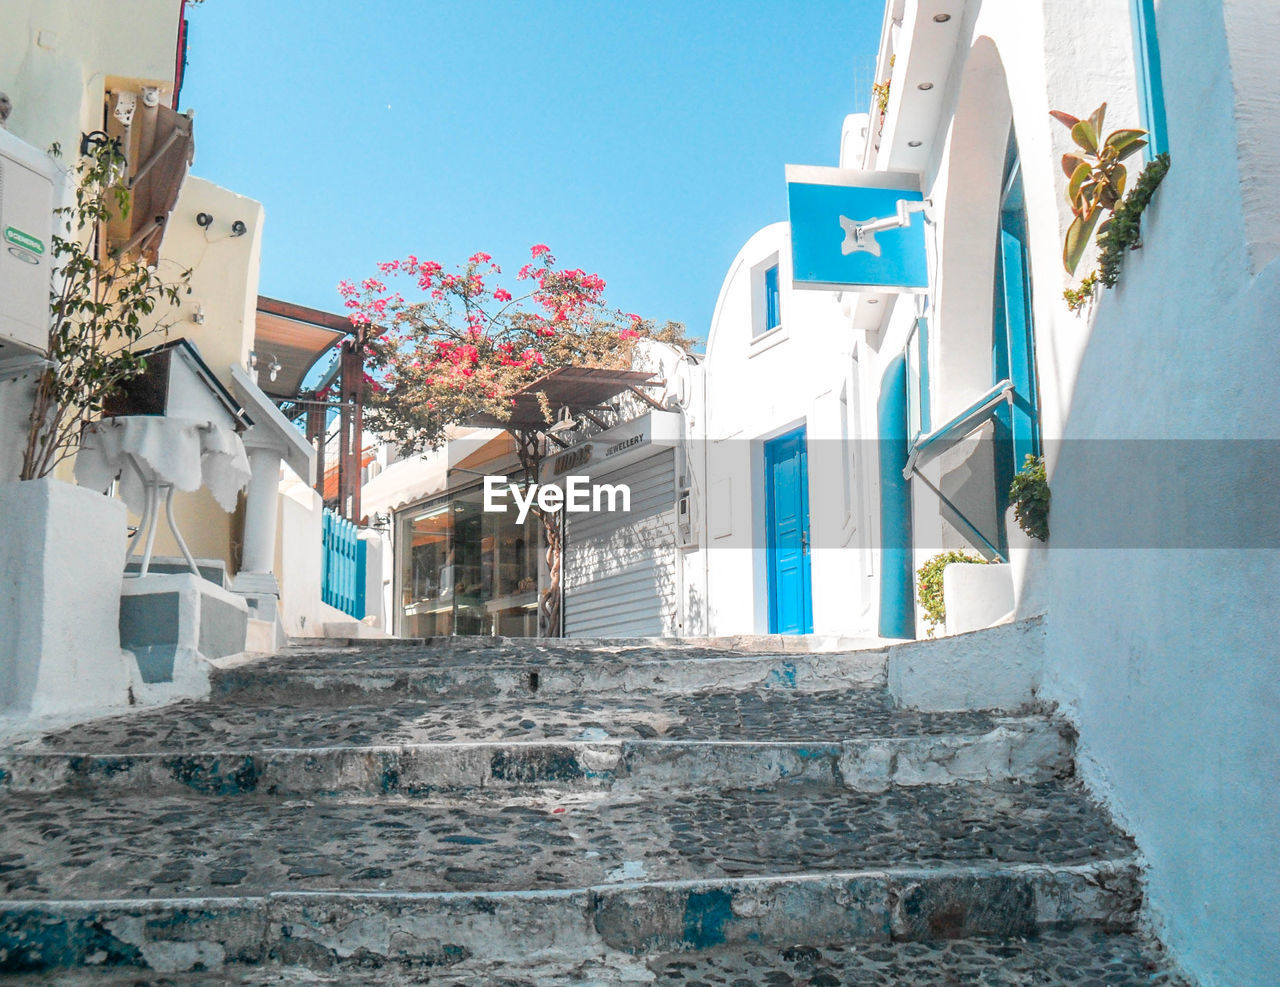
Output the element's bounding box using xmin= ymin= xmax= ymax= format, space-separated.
xmin=801 ymin=530 xmax=809 ymax=554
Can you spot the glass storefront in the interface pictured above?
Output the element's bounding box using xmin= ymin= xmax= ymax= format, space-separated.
xmin=396 ymin=481 xmax=540 ymax=637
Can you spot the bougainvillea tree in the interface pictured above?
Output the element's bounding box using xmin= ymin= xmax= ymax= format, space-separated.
xmin=339 ymin=245 xmax=688 ymax=634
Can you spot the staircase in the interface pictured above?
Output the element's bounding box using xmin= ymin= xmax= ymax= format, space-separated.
xmin=0 ymin=637 xmax=1187 ymax=984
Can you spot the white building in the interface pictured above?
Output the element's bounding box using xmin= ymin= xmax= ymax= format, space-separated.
xmin=688 ymin=222 xmax=880 ymax=638
xmin=686 ymin=1 xmax=1278 ymax=983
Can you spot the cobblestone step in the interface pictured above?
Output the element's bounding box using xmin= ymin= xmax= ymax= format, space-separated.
xmin=0 ymin=927 xmax=1194 ymax=985
xmin=0 ymin=781 xmax=1131 ymax=900
xmin=0 ymin=718 xmax=1072 ymax=797
xmin=0 ymin=638 xmax=1171 ymax=981
xmin=211 ymin=646 xmax=888 ymax=703
xmin=8 ymin=689 xmax=1002 ymax=753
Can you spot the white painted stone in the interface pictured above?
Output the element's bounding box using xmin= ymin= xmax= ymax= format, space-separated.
xmin=888 ymin=616 xmax=1045 ymax=712
xmin=942 ymin=562 xmax=1013 ymax=636
xmin=0 ymin=478 xmax=133 ymax=719
xmin=275 ymin=485 xmax=325 ymax=638
xmin=119 ymin=572 xmax=249 ymax=705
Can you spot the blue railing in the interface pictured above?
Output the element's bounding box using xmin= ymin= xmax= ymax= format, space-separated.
xmin=322 ymin=509 xmax=366 ymax=618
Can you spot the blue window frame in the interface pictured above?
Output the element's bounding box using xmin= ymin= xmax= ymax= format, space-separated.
xmin=1132 ymin=0 xmax=1168 ymax=155
xmin=764 ymin=264 xmax=781 ymax=333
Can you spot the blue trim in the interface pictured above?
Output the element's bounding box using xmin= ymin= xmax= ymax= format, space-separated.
xmin=905 ymin=316 xmax=931 ymax=441
xmin=764 ymin=264 xmax=781 ymax=332
xmin=992 ymin=140 xmax=1040 ymax=543
xmin=1132 ymin=0 xmax=1169 ymax=156
xmin=877 ymin=356 xmax=915 ymax=640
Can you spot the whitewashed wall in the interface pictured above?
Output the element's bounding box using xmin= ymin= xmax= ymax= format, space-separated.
xmin=864 ymin=1 xmax=1280 ymax=982
xmin=693 ymin=224 xmax=879 ymax=637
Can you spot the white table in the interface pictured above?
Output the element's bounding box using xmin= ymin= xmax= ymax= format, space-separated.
xmin=75 ymin=416 xmax=251 ymax=577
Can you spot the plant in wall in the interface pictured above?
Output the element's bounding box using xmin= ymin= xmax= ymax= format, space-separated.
xmin=871 ymin=55 xmax=895 ymax=116
xmin=1009 ymin=454 xmax=1050 ymax=542
xmin=917 ymin=550 xmax=990 ymax=635
xmin=20 ymin=140 xmax=191 ymax=480
xmin=1052 ymin=103 xmax=1149 ymax=277
xmin=1063 ymin=271 xmax=1100 ymax=313
xmin=1095 ymin=151 xmax=1170 ymax=288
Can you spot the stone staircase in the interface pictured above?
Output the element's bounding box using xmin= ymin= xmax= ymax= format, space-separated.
xmin=0 ymin=638 xmax=1187 ymax=984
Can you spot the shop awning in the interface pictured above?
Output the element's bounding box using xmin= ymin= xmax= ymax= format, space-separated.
xmin=360 ymin=427 xmax=509 ymax=517
xmin=253 ymin=296 xmax=352 ymax=400
xmin=466 ymin=366 xmax=657 ymax=430
xmin=106 ymin=96 xmax=195 ymax=265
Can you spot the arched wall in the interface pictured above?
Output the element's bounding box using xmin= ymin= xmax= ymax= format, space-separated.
xmin=932 ymin=36 xmax=1013 ymax=422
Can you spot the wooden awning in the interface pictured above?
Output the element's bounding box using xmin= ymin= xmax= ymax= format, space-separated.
xmin=466 ymin=366 xmax=657 ymax=430
xmin=253 ymin=296 xmax=352 ymax=399
xmin=106 ymin=93 xmax=195 ymax=264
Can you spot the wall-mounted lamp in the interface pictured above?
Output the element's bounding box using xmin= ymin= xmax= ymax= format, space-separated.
xmin=191 ymin=304 xmax=205 ymax=325
xmin=79 ymin=130 xmax=114 ymax=156
xmin=230 ymin=220 xmax=247 ymax=237
xmin=267 ymin=354 xmax=281 ymax=383
xmin=195 ymin=212 xmax=213 ymax=229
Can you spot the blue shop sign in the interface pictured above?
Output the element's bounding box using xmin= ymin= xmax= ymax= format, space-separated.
xmin=786 ymin=165 xmax=929 ymax=292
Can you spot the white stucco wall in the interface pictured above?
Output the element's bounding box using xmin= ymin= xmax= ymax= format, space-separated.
xmin=867 ymin=0 xmax=1280 ymax=982
xmin=1032 ymin=4 xmax=1280 ymax=980
xmin=0 ymin=479 xmax=133 ymax=720
xmin=275 ymin=485 xmax=325 ymax=638
xmin=694 ymin=223 xmax=879 ymax=638
xmin=0 ymin=1 xmax=181 ymax=160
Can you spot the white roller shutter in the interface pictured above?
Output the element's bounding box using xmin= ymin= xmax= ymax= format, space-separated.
xmin=564 ymin=450 xmax=677 ymax=638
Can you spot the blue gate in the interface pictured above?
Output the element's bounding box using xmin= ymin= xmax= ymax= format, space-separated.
xmin=322 ymin=508 xmax=366 ymax=618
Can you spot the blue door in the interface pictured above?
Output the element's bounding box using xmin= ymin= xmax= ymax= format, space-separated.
xmin=764 ymin=427 xmax=813 ymax=634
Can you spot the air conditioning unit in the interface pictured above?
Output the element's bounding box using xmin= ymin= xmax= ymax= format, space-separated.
xmin=0 ymin=128 xmax=57 ymax=366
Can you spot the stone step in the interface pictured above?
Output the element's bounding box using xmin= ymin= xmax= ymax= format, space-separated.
xmin=0 ymin=856 xmax=1143 ymax=977
xmin=0 ymin=927 xmax=1193 ymax=984
xmin=11 ymin=689 xmax=1006 ymax=754
xmin=0 ymin=780 xmax=1132 ymax=901
xmin=0 ymin=718 xmax=1072 ymax=797
xmin=211 ymin=646 xmax=888 ymax=703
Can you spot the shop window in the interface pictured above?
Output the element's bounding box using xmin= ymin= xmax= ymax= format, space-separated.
xmin=397 ymin=480 xmax=540 ymax=637
xmin=1132 ymin=0 xmax=1169 ymax=155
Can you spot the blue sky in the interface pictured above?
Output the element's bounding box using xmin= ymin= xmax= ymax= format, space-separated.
xmin=180 ymin=1 xmax=883 ymax=343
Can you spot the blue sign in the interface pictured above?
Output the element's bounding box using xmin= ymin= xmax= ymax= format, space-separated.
xmin=786 ymin=167 xmax=929 ymax=292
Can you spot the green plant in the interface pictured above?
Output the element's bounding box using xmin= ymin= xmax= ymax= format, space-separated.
xmin=917 ymin=550 xmax=990 ymax=633
xmin=1096 ymin=152 xmax=1170 ymax=287
xmin=1051 ymin=103 xmax=1148 ymax=274
xmin=1009 ymin=454 xmax=1050 ymax=542
xmin=1063 ymin=271 xmax=1100 ymax=312
xmin=871 ymin=55 xmax=895 ymax=115
xmin=20 ymin=141 xmax=191 ymax=479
